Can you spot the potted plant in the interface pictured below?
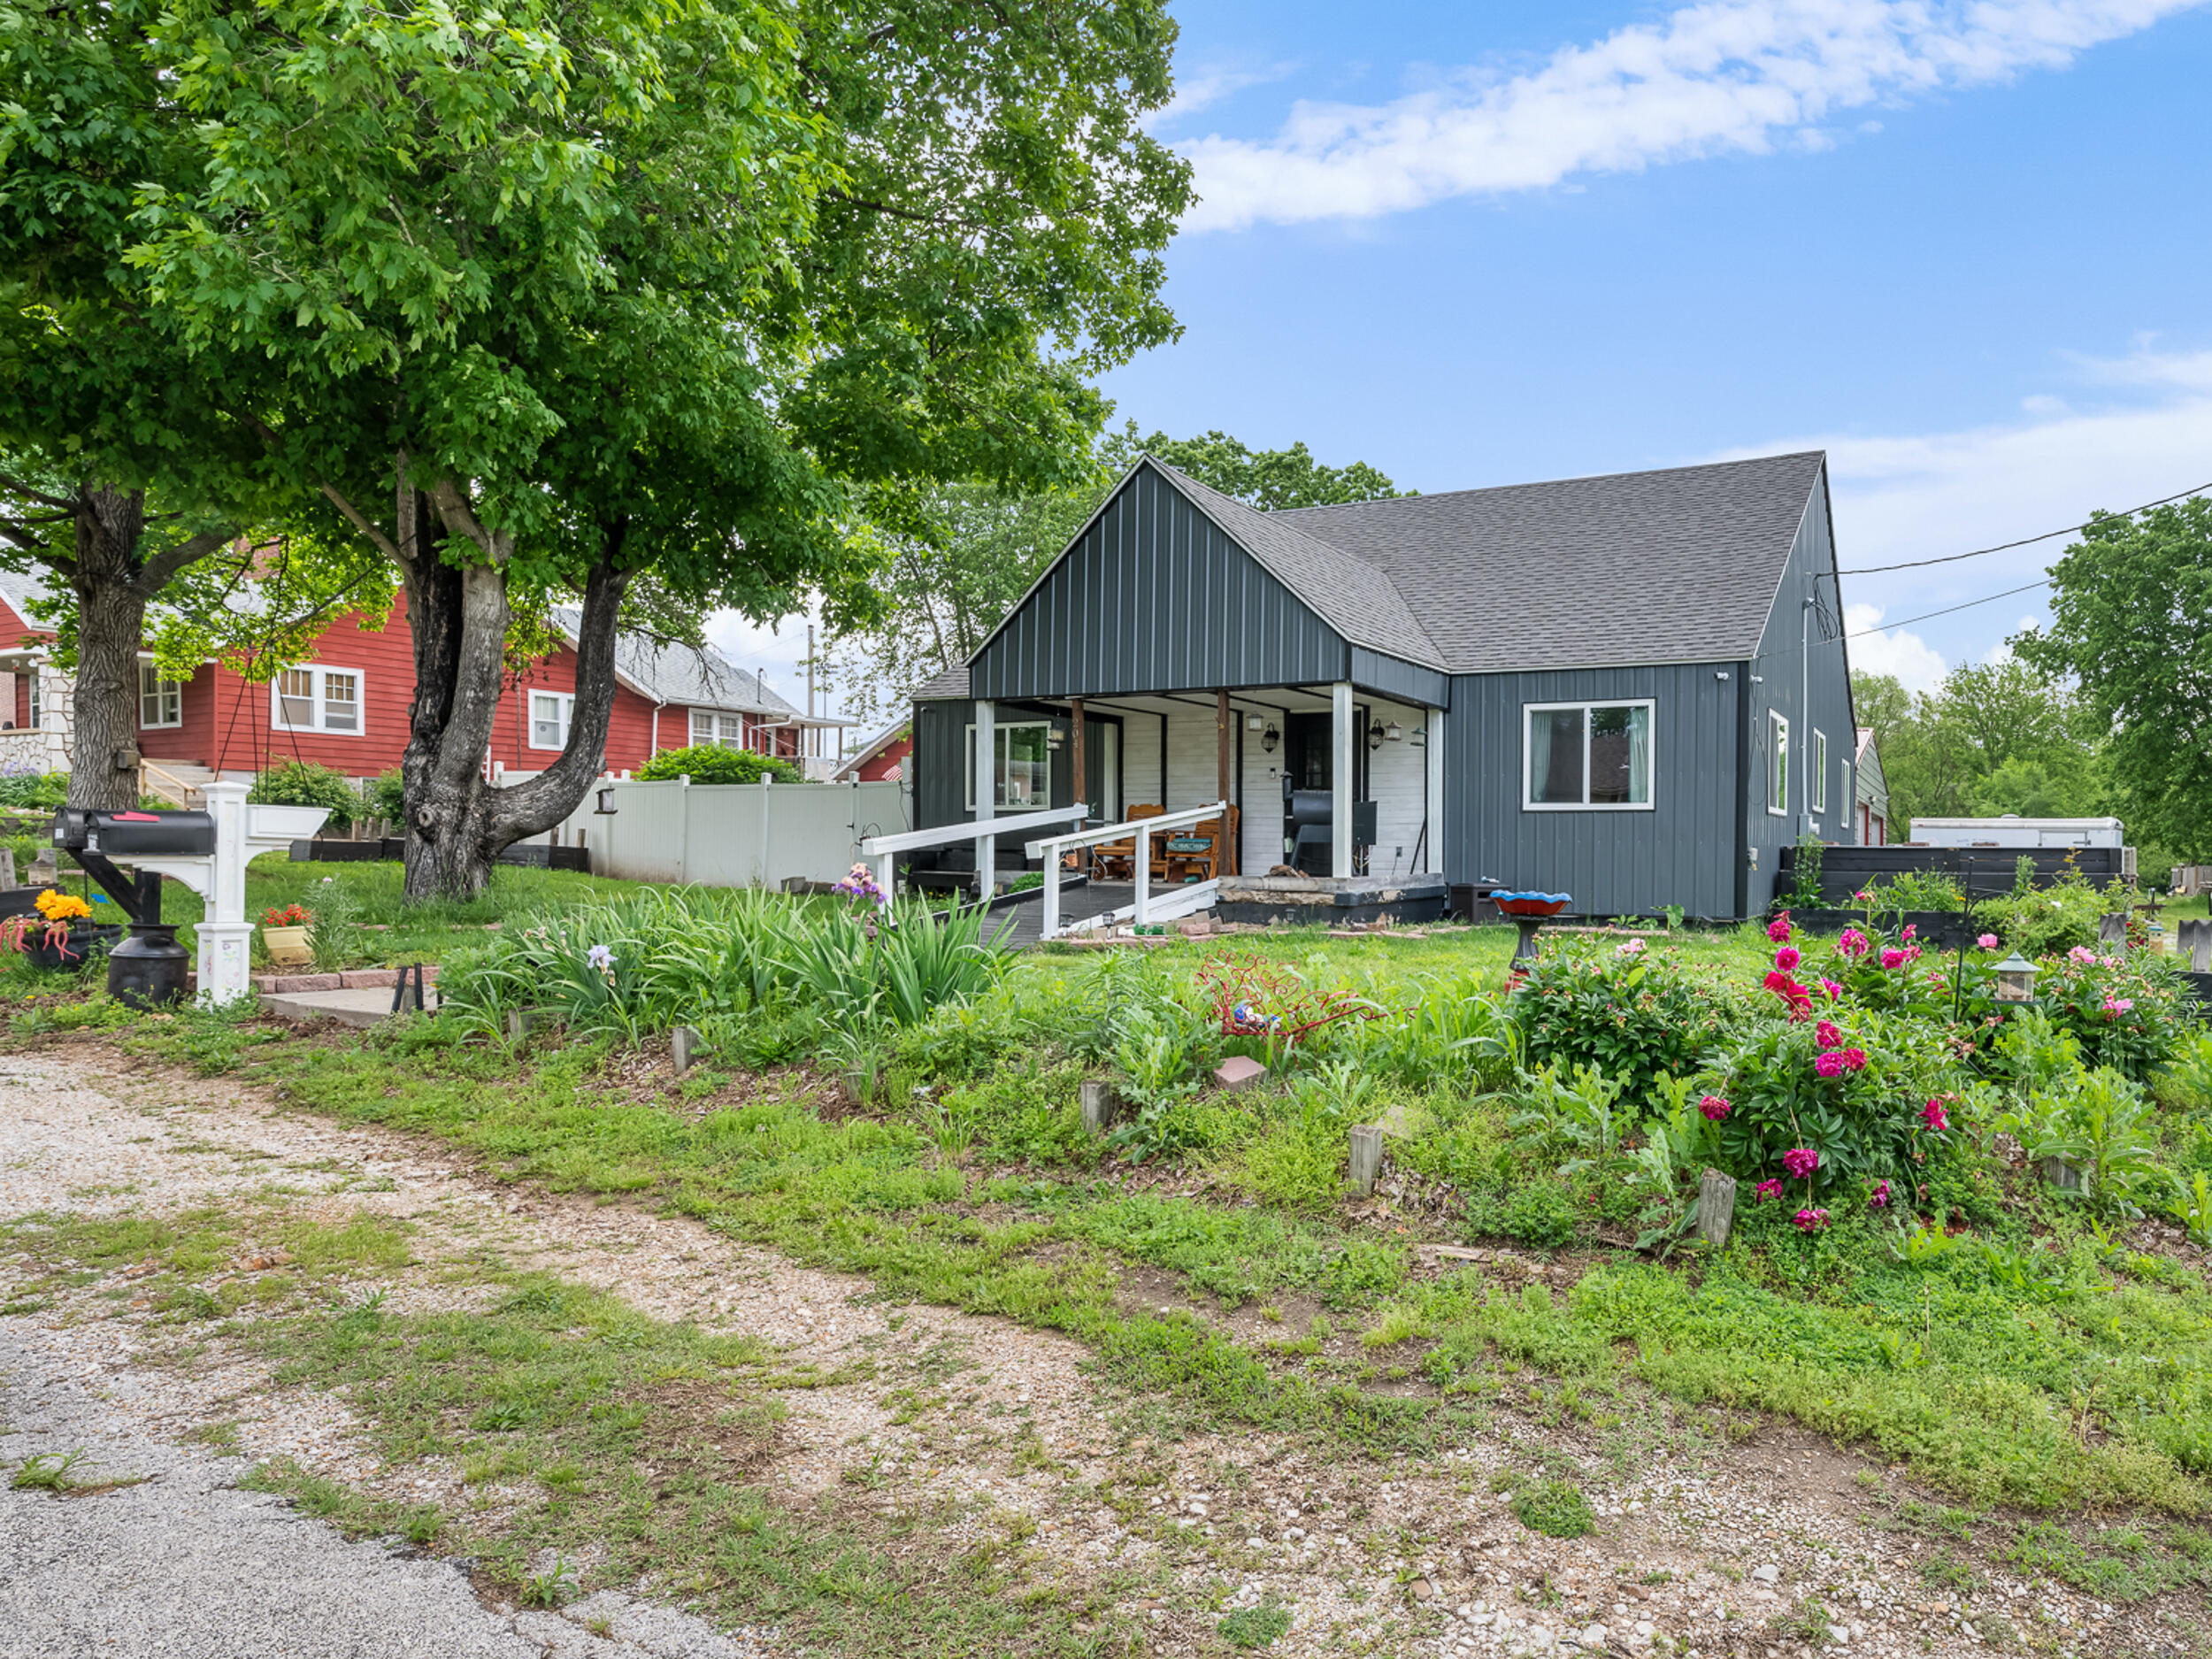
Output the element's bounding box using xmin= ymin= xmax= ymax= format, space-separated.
xmin=1 ymin=889 xmax=114 ymax=970
xmin=260 ymin=902 xmax=312 ymax=965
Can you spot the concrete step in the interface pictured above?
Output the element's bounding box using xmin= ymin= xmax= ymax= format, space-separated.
xmin=260 ymin=986 xmax=442 ymax=1028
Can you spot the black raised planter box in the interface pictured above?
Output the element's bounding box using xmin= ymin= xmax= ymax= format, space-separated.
xmin=1215 ymin=875 xmax=1448 ymax=929
xmin=289 ymin=838 xmax=588 ymax=873
xmin=1778 ymin=843 xmax=2124 ymax=909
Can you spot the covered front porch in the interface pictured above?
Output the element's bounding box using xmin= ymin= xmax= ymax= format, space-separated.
xmin=944 ymin=679 xmax=1449 ymax=931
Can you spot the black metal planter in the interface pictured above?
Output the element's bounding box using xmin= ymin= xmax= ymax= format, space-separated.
xmin=108 ymin=924 xmax=191 ymax=1008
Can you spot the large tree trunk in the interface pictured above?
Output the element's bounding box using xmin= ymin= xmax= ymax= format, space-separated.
xmin=64 ymin=487 xmax=153 ymax=812
xmin=390 ymin=463 xmax=633 ymax=899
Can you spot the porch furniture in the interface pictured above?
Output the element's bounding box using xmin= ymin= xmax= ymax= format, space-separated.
xmin=1091 ymin=804 xmax=1164 ymax=881
xmin=1164 ymin=804 xmax=1240 ymax=885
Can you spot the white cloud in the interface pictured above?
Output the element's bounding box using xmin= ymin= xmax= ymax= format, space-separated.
xmin=1152 ymin=62 xmax=1297 ymax=127
xmin=1180 ymin=1 xmax=2203 ymax=230
xmin=1845 ymin=603 xmax=1948 ymax=692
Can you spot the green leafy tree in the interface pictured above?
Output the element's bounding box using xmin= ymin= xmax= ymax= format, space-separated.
xmin=2015 ymin=498 xmax=2212 ymax=860
xmin=1849 ymin=662 xmax=2104 ymax=835
xmin=119 ymin=0 xmax=1190 ymax=898
xmin=1099 ymin=422 xmax=1409 ymax=510
xmin=0 ymin=0 xmax=296 ymax=810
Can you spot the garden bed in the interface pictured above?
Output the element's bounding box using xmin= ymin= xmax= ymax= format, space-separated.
xmin=1771 ymin=907 xmax=1987 ymax=951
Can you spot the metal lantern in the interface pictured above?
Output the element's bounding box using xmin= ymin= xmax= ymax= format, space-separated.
xmin=1384 ymin=721 xmax=1404 ymax=743
xmin=1368 ymin=719 xmax=1386 ymax=751
xmin=1261 ymin=722 xmax=1279 ymax=754
xmin=1993 ymin=949 xmax=2040 ymax=1002
xmin=1246 ymin=712 xmax=1263 ymax=732
xmin=1409 ymin=725 xmax=1426 ymax=749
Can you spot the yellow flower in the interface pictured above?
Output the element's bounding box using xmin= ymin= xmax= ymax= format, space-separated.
xmin=34 ymin=889 xmax=91 ymax=923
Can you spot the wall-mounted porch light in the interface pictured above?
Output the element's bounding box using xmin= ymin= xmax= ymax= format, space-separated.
xmin=1261 ymin=722 xmax=1279 ymax=754
xmin=1383 ymin=720 xmax=1404 ymax=743
xmin=1246 ymin=712 xmax=1264 ymax=733
xmin=1368 ymin=719 xmax=1386 ymax=752
xmin=1409 ymin=725 xmax=1427 ymax=749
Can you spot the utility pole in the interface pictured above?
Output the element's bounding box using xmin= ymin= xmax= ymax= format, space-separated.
xmin=805 ymin=623 xmax=816 ymax=761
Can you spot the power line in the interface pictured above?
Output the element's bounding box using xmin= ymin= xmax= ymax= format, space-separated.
xmin=1832 ymin=479 xmax=2212 ymax=575
xmin=1843 ymin=577 xmax=2053 ymax=640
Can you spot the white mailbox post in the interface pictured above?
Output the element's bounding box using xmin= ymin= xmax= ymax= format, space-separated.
xmin=112 ymin=783 xmax=329 ymax=1005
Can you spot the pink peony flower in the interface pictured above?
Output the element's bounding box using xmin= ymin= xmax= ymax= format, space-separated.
xmin=1616 ymin=938 xmax=1647 ymax=958
xmin=1793 ymin=1207 xmax=1832 ymax=1233
xmin=1869 ymin=1179 xmax=1891 ymax=1210
xmin=1978 ymin=933 xmax=2000 ymax=950
xmin=1902 ymin=924 xmax=1917 ymax=942
xmin=1768 ymin=915 xmax=1793 ymax=943
xmin=1879 ymin=948 xmax=1906 ymax=971
xmin=1902 ymin=943 xmax=1923 ymax=963
xmin=1774 ymin=944 xmax=1801 ymax=972
xmin=1841 ymin=1048 xmax=1868 ymax=1072
xmin=1698 ymin=1094 xmax=1732 ymax=1121
xmin=1814 ymin=1051 xmax=1845 ymax=1079
xmin=1819 ymin=977 xmax=1844 ymax=1001
xmin=1920 ymin=1099 xmax=1949 ymax=1133
xmin=1839 ymin=928 xmax=1870 ymax=958
xmin=1755 ymin=1179 xmax=1784 ymax=1202
xmin=2069 ymin=946 xmax=2098 ymax=964
xmin=2101 ymin=997 xmax=2134 ymax=1019
xmin=1782 ymin=1147 xmax=1821 ymax=1179
xmin=1815 ymin=1020 xmax=1843 ymax=1049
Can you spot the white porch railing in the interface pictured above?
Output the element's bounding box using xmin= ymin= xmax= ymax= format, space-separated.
xmin=1025 ymin=799 xmax=1229 ymax=940
xmin=857 ymin=802 xmax=1089 ymax=898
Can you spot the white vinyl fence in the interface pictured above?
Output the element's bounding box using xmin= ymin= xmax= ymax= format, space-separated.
xmin=550 ymin=778 xmax=908 ymax=888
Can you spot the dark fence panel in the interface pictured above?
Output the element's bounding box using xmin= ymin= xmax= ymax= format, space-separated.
xmin=1778 ymin=844 xmax=2126 ymax=908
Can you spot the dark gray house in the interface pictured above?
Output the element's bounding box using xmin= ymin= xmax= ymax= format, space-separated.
xmin=910 ymin=450 xmax=1855 ymax=919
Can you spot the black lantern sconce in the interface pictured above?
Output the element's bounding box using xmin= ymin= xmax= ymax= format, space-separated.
xmin=1261 ymin=722 xmax=1279 ymax=754
xmin=1368 ymin=719 xmax=1386 ymax=752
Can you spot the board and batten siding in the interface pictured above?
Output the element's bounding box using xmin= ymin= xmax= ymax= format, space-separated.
xmin=971 ymin=465 xmax=1348 ymax=700
xmin=1444 ymin=663 xmax=1741 ymax=919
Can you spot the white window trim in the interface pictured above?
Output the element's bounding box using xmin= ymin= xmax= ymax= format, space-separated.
xmin=529 ymin=690 xmax=577 ymax=752
xmin=1520 ymin=699 xmax=1657 ymax=812
xmin=138 ymin=662 xmax=183 ymax=730
xmin=1768 ymin=710 xmax=1790 ymax=817
xmin=689 ymin=708 xmax=751 ymax=749
xmin=1810 ymin=728 xmax=1830 ymax=814
xmin=964 ymin=718 xmax=1052 ymax=812
xmin=270 ymin=664 xmax=367 ymax=736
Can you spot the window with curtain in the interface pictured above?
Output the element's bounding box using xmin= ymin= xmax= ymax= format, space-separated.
xmin=138 ymin=662 xmax=182 ymax=728
xmin=964 ymin=720 xmax=1054 ymax=810
xmin=1523 ymin=701 xmax=1653 ymax=810
xmin=1768 ymin=711 xmax=1790 ymax=816
xmin=271 ymin=664 xmax=365 ymax=733
xmin=529 ymin=691 xmax=575 ymax=750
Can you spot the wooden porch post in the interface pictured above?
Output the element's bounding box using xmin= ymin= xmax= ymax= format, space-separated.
xmin=1070 ymin=698 xmax=1087 ymax=825
xmin=1331 ymin=680 xmax=1354 ymax=879
xmin=1216 ymin=689 xmax=1236 ymax=875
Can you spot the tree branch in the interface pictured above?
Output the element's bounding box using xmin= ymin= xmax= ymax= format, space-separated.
xmin=426 ymin=478 xmax=513 ymax=565
xmin=319 ymin=481 xmax=403 ymax=563
xmin=0 ymin=475 xmax=81 ymax=512
xmin=136 ymin=527 xmax=241 ymax=595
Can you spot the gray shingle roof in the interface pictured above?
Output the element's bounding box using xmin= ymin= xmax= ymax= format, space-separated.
xmin=912 ymin=663 xmax=971 ymax=701
xmin=1274 ymin=451 xmax=1825 ymax=673
xmin=552 ymin=607 xmax=803 ymax=715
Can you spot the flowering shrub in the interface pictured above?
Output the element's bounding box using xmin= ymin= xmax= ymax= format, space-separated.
xmin=1511 ymin=940 xmax=1733 ymax=1104
xmin=35 ymin=890 xmax=93 ymax=925
xmin=260 ymin=902 xmax=311 ymax=927
xmin=2035 ymin=948 xmax=2186 ymax=1080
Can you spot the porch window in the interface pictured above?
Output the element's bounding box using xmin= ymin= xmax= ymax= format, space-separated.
xmin=1768 ymin=711 xmax=1789 ymax=816
xmin=138 ymin=663 xmax=182 ymax=729
xmin=965 ymin=720 xmax=1052 ymax=810
xmin=529 ymin=691 xmax=575 ymax=750
xmin=272 ymin=664 xmax=365 ymax=735
xmin=690 ymin=709 xmax=748 ymax=749
xmin=1523 ymin=701 xmax=1653 ymax=810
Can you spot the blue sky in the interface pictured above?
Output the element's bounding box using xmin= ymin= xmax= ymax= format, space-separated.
xmin=726 ymin=1 xmax=2212 ymax=719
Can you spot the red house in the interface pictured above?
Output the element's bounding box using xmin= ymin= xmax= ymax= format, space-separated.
xmin=0 ymin=574 xmax=843 ymax=796
xmin=832 ymin=720 xmax=912 ymax=783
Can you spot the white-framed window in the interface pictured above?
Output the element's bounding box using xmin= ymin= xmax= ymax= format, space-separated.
xmin=26 ymin=671 xmax=41 ymax=730
xmin=965 ymin=719 xmax=1052 ymax=810
xmin=690 ymin=709 xmax=749 ymax=749
xmin=529 ymin=691 xmax=575 ymax=751
xmin=271 ymin=664 xmax=364 ymax=734
xmin=1768 ymin=710 xmax=1790 ymax=816
xmin=1811 ymin=729 xmax=1829 ymax=814
xmin=139 ymin=663 xmax=182 ymax=729
xmin=1522 ymin=700 xmax=1654 ymax=810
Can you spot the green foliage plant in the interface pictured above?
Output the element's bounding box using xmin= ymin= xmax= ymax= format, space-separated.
xmin=2000 ymin=1068 xmax=2164 ymax=1218
xmin=1789 ymin=833 xmax=1825 ymax=908
xmin=1868 ymin=869 xmax=1964 ymax=914
xmin=250 ymin=760 xmax=360 ymax=832
xmin=1973 ymin=857 xmax=2116 ymax=956
xmin=0 ymin=769 xmax=69 ymax=810
xmin=1509 ymin=938 xmax=1729 ymax=1107
xmin=1509 ymin=1479 xmax=1595 ymax=1538
xmin=2035 ymin=946 xmax=2186 ymax=1081
xmin=634 ymin=745 xmax=803 ymax=786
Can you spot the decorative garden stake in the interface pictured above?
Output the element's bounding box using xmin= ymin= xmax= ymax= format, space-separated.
xmin=1348 ymin=1124 xmax=1385 ymax=1196
xmin=1993 ymin=950 xmax=2040 ymax=1002
xmin=1695 ymin=1170 xmax=1738 ymax=1250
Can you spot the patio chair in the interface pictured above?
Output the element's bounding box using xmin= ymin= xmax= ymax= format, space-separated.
xmin=1164 ymin=803 xmax=1240 ymax=885
xmin=1091 ymin=804 xmax=1164 ymax=881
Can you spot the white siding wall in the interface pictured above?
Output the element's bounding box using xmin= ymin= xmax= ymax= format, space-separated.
xmin=1365 ymin=695 xmax=1433 ymax=879
xmin=1121 ymin=711 xmax=1164 ymax=811
xmin=1243 ymin=724 xmax=1283 ymax=873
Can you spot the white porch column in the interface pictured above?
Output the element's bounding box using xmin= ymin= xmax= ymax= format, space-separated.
xmin=1425 ymin=705 xmax=1446 ymax=875
xmin=1331 ymin=680 xmax=1353 ymax=879
xmin=973 ymin=699 xmax=995 ymax=900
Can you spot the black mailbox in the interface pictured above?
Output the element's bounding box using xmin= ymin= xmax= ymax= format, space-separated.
xmin=51 ymin=808 xmax=217 ymax=857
